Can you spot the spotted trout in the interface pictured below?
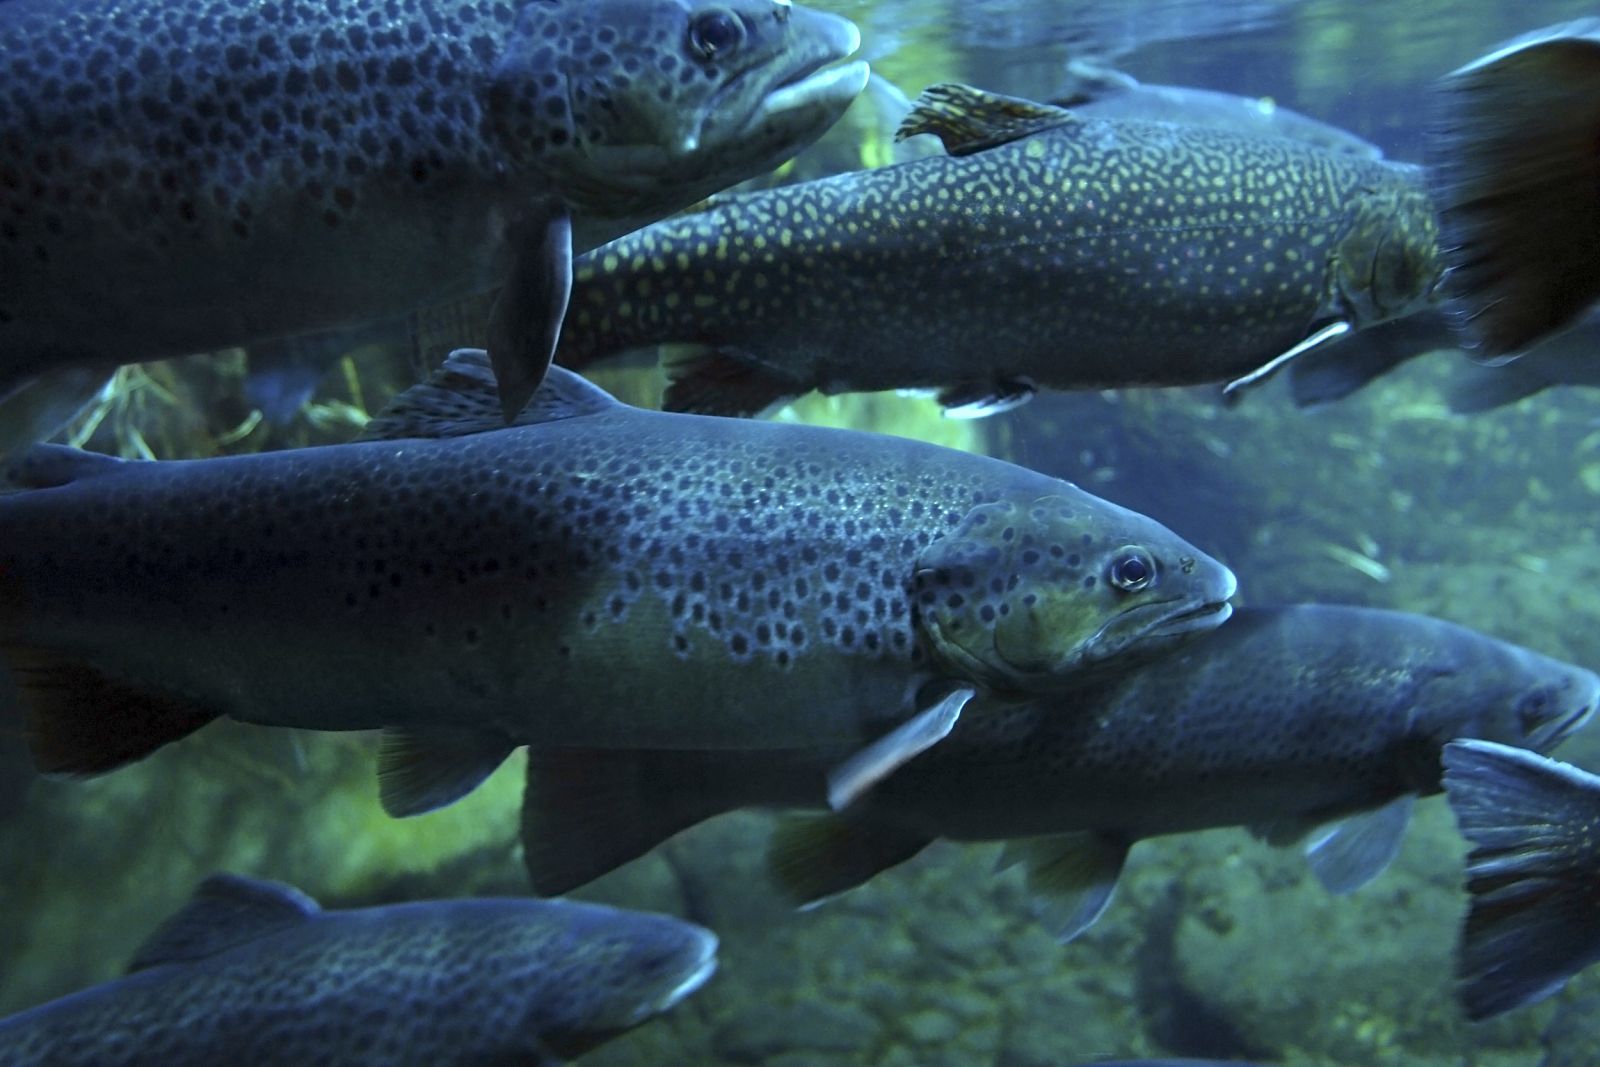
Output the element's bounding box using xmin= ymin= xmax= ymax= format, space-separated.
xmin=0 ymin=349 xmax=1235 ymax=819
xmin=0 ymin=873 xmax=717 ymax=1065
xmin=0 ymin=0 xmax=869 ymax=445
xmin=555 ymin=82 xmax=1443 ymax=417
xmin=515 ymin=605 xmax=1596 ymax=940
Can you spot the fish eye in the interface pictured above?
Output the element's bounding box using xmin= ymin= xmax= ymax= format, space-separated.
xmin=1107 ymin=548 xmax=1155 ymax=593
xmin=689 ymin=9 xmax=745 ymax=59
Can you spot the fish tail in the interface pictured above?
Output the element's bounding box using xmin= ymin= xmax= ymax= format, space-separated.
xmin=1442 ymin=739 xmax=1600 ymax=1019
xmin=1427 ymin=22 xmax=1600 ymax=357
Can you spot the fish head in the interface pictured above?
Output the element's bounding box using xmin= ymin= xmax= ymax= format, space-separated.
xmin=911 ymin=493 xmax=1237 ymax=694
xmin=1325 ymin=173 xmax=1446 ymax=328
xmin=1420 ymin=637 xmax=1600 ymax=756
xmin=494 ymin=0 xmax=868 ymax=222
xmin=528 ymin=903 xmax=719 ymax=1056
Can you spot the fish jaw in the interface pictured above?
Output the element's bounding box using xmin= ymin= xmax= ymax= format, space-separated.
xmin=506 ymin=0 xmax=867 ymax=226
xmin=912 ymin=493 xmax=1239 ymax=694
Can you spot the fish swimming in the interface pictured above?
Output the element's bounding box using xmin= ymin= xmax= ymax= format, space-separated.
xmin=1427 ymin=19 xmax=1600 ymax=361
xmin=0 ymin=0 xmax=869 ymax=445
xmin=0 ymin=873 xmax=717 ymax=1065
xmin=1442 ymin=739 xmax=1600 ymax=1020
xmin=0 ymin=348 xmax=1235 ymax=819
xmin=554 ymin=82 xmax=1442 ymax=417
xmin=515 ymin=604 xmax=1596 ymax=943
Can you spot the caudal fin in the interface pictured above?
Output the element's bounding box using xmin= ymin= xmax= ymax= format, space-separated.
xmin=1442 ymin=739 xmax=1600 ymax=1019
xmin=1427 ymin=21 xmax=1600 ymax=359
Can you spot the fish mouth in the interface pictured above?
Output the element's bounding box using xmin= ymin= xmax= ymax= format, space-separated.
xmin=656 ymin=931 xmax=719 ymax=1011
xmin=748 ymin=9 xmax=868 ymax=126
xmin=1536 ymin=671 xmax=1600 ymax=749
xmin=1143 ymin=598 xmax=1235 ymax=639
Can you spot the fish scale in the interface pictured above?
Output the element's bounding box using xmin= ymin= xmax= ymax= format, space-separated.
xmin=557 ymin=84 xmax=1443 ymax=415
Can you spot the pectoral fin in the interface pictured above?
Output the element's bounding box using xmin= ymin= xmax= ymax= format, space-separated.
xmin=825 ymin=685 xmax=975 ymax=810
xmin=1222 ymin=320 xmax=1354 ymax=400
xmin=1303 ymin=794 xmax=1414 ymax=894
xmin=487 ymin=208 xmax=573 ymax=423
xmin=0 ymin=368 xmax=116 ymax=462
xmin=767 ymin=813 xmax=933 ymax=906
xmin=996 ymin=831 xmax=1129 ymax=943
xmin=376 ymin=727 xmax=515 ymax=817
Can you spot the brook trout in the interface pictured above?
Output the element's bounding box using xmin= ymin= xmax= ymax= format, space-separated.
xmin=0 ymin=349 xmax=1235 ymax=819
xmin=0 ymin=0 xmax=869 ymax=441
xmin=516 ymin=605 xmax=1596 ymax=940
xmin=555 ymin=82 xmax=1442 ymax=417
xmin=0 ymin=873 xmax=717 ymax=1065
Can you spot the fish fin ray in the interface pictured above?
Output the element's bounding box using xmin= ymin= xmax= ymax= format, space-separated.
xmin=1000 ymin=832 xmax=1129 ymax=943
xmin=376 ymin=727 xmax=514 ymax=817
xmin=2 ymin=646 xmax=218 ymax=776
xmin=1303 ymin=794 xmax=1414 ymax=895
xmin=1443 ymin=739 xmax=1600 ymax=1019
xmin=661 ymin=345 xmax=801 ymax=417
xmin=895 ymin=83 xmax=1076 ymax=155
xmin=521 ymin=748 xmax=735 ymax=895
xmin=0 ymin=370 xmax=117 ymax=463
xmin=825 ymin=685 xmax=974 ymax=810
xmin=128 ymin=873 xmax=320 ymax=973
xmin=767 ymin=813 xmax=932 ymax=906
xmin=486 ymin=209 xmax=573 ymax=422
xmin=361 ymin=349 xmax=619 ymax=440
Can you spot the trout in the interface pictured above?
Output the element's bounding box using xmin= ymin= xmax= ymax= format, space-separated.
xmin=555 ymin=82 xmax=1443 ymax=417
xmin=0 ymin=349 xmax=1235 ymax=818
xmin=514 ymin=605 xmax=1596 ymax=942
xmin=0 ymin=0 xmax=869 ymax=443
xmin=0 ymin=873 xmax=717 ymax=1065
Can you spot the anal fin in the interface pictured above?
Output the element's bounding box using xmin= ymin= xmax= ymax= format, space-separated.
xmin=936 ymin=377 xmax=1037 ymax=419
xmin=3 ymin=646 xmax=219 ymax=776
xmin=521 ymin=747 xmax=741 ymax=896
xmin=376 ymin=727 xmax=515 ymax=817
xmin=767 ymin=813 xmax=933 ymax=906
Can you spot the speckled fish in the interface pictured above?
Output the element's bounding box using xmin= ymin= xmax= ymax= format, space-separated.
xmin=554 ymin=82 xmax=1443 ymax=417
xmin=0 ymin=349 xmax=1235 ymax=818
xmin=515 ymin=605 xmax=1596 ymax=936
xmin=1427 ymin=19 xmax=1600 ymax=361
xmin=1442 ymin=740 xmax=1600 ymax=1020
xmin=0 ymin=873 xmax=717 ymax=1066
xmin=0 ymin=0 xmax=869 ymax=446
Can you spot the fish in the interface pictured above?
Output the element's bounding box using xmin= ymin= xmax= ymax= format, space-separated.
xmin=514 ymin=604 xmax=1597 ymax=937
xmin=553 ymin=82 xmax=1443 ymax=418
xmin=1427 ymin=20 xmax=1600 ymax=362
xmin=1063 ymin=1061 xmax=1282 ymax=1067
xmin=0 ymin=347 xmax=1236 ymax=821
xmin=0 ymin=0 xmax=870 ymax=443
xmin=1058 ymin=68 xmax=1384 ymax=159
xmin=1441 ymin=739 xmax=1600 ymax=1020
xmin=0 ymin=872 xmax=717 ymax=1065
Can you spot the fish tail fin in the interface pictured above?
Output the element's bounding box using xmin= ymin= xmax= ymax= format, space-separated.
xmin=766 ymin=813 xmax=932 ymax=907
xmin=1427 ymin=23 xmax=1600 ymax=357
xmin=1 ymin=646 xmax=218 ymax=776
xmin=1442 ymin=739 xmax=1600 ymax=1019
xmin=520 ymin=748 xmax=738 ymax=896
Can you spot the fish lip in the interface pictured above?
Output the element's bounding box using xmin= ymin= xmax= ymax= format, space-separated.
xmin=657 ymin=932 xmax=719 ymax=1011
xmin=1537 ymin=672 xmax=1600 ymax=748
xmin=742 ymin=11 xmax=866 ymax=125
xmin=1143 ymin=597 xmax=1235 ymax=639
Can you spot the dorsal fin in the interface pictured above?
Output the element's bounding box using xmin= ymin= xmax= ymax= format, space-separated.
xmin=360 ymin=348 xmax=621 ymax=441
xmin=895 ymin=83 xmax=1077 ymax=156
xmin=127 ymin=873 xmax=320 ymax=972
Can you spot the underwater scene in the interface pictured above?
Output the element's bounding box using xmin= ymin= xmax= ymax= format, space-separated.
xmin=8 ymin=0 xmax=1600 ymax=1063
